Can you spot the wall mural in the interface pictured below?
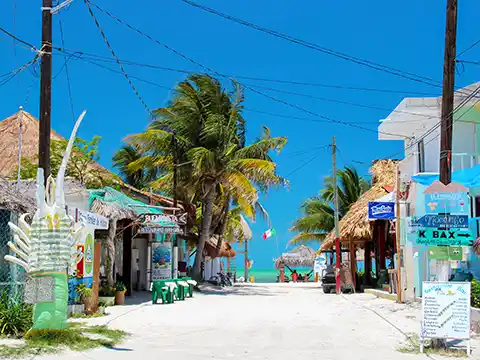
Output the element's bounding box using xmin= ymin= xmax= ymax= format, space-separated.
xmin=5 ymin=111 xmax=86 ymax=333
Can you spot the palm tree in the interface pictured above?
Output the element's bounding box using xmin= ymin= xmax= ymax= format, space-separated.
xmin=126 ymin=74 xmax=287 ymax=280
xmin=290 ymin=166 xmax=369 ymax=245
xmin=113 ymin=144 xmax=151 ymax=189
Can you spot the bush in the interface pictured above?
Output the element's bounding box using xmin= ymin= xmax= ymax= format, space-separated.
xmin=471 ymin=279 xmax=480 ymax=308
xmin=0 ymin=291 xmax=33 ymax=337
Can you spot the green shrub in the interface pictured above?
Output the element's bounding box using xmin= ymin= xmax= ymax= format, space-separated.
xmin=471 ymin=279 xmax=480 ymax=308
xmin=0 ymin=291 xmax=33 ymax=337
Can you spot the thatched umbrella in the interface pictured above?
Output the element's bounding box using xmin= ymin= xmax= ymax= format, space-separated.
xmin=319 ymin=159 xmax=397 ymax=251
xmin=0 ymin=178 xmax=35 ymax=214
xmin=274 ymin=245 xmax=315 ymax=269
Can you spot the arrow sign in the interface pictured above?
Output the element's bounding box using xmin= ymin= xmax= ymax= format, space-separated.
xmin=413 ymin=214 xmax=469 ymax=228
xmin=416 ymin=229 xmax=473 ymax=246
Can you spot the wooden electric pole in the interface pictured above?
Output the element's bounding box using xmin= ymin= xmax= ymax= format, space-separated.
xmin=332 ymin=136 xmax=341 ymax=295
xmin=439 ymin=0 xmax=458 ymax=185
xmin=39 ymin=0 xmax=53 ymax=182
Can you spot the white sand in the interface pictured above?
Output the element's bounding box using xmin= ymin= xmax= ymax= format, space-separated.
xmin=34 ymin=283 xmax=480 ymax=360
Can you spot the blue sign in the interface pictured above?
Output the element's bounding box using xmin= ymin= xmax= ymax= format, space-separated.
xmin=412 ymin=214 xmax=469 ymax=229
xmin=368 ymin=202 xmax=395 ymax=220
xmin=424 ymin=192 xmax=470 ymax=215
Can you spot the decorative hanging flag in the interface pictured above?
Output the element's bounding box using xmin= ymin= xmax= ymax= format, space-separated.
xmin=263 ymin=228 xmax=276 ymax=240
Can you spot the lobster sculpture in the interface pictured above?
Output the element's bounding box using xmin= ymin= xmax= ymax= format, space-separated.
xmin=5 ymin=111 xmax=86 ymax=332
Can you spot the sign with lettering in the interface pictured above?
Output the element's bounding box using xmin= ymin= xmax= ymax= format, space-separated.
xmin=141 ymin=213 xmax=187 ymax=226
xmin=428 ymin=246 xmax=462 ymax=260
xmin=424 ymin=192 xmax=470 ymax=215
xmin=139 ymin=226 xmax=184 ymax=235
xmin=421 ymin=282 xmax=470 ymax=342
xmin=151 ymin=242 xmax=172 ymax=280
xmin=416 ymin=229 xmax=473 ymax=246
xmin=412 ymin=214 xmax=469 ymax=229
xmin=68 ymin=208 xmax=109 ymax=230
xmin=368 ymin=202 xmax=395 ymax=220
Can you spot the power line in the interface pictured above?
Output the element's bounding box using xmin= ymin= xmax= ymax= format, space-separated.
xmin=0 ymin=25 xmax=36 ymax=50
xmin=178 ymin=0 xmax=445 ymax=89
xmin=285 ymin=149 xmax=328 ymax=177
xmin=52 ymin=47 xmax=441 ymax=96
xmin=84 ymin=1 xmax=412 ymax=139
xmin=83 ymin=0 xmax=152 ymax=114
xmin=456 ymin=39 xmax=480 ymax=59
xmin=59 ymin=18 xmax=76 ymax=122
xmin=0 ymin=55 xmax=41 ymax=88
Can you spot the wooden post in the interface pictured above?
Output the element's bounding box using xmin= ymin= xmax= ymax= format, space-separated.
xmin=395 ymin=166 xmax=403 ymax=303
xmin=350 ymin=240 xmax=356 ymax=290
xmin=122 ymin=221 xmax=133 ymax=295
xmin=92 ymin=240 xmax=102 ymax=312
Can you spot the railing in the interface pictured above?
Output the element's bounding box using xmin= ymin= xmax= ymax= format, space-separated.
xmin=451 ymin=153 xmax=479 ymax=171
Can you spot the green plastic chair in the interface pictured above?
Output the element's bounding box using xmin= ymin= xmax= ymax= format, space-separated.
xmin=181 ymin=277 xmax=196 ymax=298
xmin=152 ymin=280 xmax=175 ymax=304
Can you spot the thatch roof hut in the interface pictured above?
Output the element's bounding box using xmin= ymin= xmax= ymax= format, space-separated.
xmin=0 ymin=110 xmax=116 ymax=181
xmin=0 ymin=178 xmax=36 ymax=214
xmin=319 ymin=159 xmax=397 ymax=251
xmin=205 ymin=236 xmax=236 ymax=258
xmin=274 ymin=245 xmax=315 ymax=269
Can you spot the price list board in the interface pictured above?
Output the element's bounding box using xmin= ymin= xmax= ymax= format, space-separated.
xmin=421 ymin=282 xmax=471 ymax=353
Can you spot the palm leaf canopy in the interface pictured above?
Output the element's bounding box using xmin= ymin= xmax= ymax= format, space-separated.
xmin=274 ymin=245 xmax=316 ymax=269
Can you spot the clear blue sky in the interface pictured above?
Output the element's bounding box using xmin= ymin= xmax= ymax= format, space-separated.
xmin=1 ymin=1 xmax=479 ymax=268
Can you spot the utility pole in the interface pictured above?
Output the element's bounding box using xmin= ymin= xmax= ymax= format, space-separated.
xmin=395 ymin=166 xmax=403 ymax=303
xmin=439 ymin=0 xmax=458 ymax=185
xmin=39 ymin=0 xmax=53 ymax=182
xmin=332 ymin=136 xmax=341 ymax=295
xmin=172 ymin=132 xmax=178 ymax=209
xmin=244 ymin=239 xmax=248 ymax=282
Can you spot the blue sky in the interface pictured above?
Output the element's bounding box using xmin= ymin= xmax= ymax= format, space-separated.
xmin=1 ymin=1 xmax=480 ymax=268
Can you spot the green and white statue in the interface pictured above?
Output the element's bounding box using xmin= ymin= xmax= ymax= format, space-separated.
xmin=5 ymin=111 xmax=86 ymax=333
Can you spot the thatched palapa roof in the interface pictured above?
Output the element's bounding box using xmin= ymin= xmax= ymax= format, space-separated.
xmin=275 ymin=245 xmax=315 ymax=269
xmin=0 ymin=110 xmax=116 ymax=182
xmin=319 ymin=160 xmax=397 ymax=251
xmin=205 ymin=236 xmax=236 ymax=258
xmin=0 ymin=178 xmax=36 ymax=214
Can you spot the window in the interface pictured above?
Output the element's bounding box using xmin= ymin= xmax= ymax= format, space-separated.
xmin=417 ymin=139 xmax=425 ymax=173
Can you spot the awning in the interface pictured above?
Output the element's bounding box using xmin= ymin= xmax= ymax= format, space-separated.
xmin=412 ymin=164 xmax=480 ymax=188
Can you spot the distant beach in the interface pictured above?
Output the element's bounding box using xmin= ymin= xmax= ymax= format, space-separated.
xmin=236 ymin=268 xmax=311 ymax=283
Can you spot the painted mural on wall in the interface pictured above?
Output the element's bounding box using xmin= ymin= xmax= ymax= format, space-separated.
xmin=5 ymin=111 xmax=86 ymax=332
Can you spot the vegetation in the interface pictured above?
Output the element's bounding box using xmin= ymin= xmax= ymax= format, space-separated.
xmin=14 ymin=136 xmax=119 ymax=188
xmin=0 ymin=323 xmax=126 ymax=358
xmin=116 ymin=74 xmax=287 ymax=280
xmin=289 ymin=165 xmax=369 ymax=244
xmin=471 ymin=278 xmax=480 ymax=308
xmin=397 ymin=332 xmax=467 ymax=357
xmin=0 ymin=292 xmax=33 ymax=337
xmin=75 ymin=284 xmax=93 ymax=304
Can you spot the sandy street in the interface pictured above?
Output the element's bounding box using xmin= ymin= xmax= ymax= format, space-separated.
xmin=36 ymin=283 xmax=479 ymax=360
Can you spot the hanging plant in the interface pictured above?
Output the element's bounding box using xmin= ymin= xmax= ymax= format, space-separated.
xmin=473 ymin=237 xmax=480 ymax=256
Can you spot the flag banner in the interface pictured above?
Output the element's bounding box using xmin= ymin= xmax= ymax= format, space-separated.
xmin=263 ymin=228 xmax=276 ymax=240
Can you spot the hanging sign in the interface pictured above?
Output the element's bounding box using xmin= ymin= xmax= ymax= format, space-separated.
xmin=416 ymin=228 xmax=473 ymax=246
xmin=421 ymin=282 xmax=470 ymax=352
xmin=368 ymin=202 xmax=395 ymax=220
xmin=139 ymin=225 xmax=183 ymax=235
xmin=412 ymin=214 xmax=469 ymax=229
xmin=424 ymin=191 xmax=470 ymax=215
xmin=68 ymin=208 xmax=109 ymax=229
xmin=152 ymin=242 xmax=172 ymax=280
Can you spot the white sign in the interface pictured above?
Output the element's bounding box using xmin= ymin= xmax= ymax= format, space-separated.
xmin=140 ymin=226 xmax=183 ymax=234
xmin=421 ymin=282 xmax=470 ymax=344
xmin=68 ymin=208 xmax=109 ymax=229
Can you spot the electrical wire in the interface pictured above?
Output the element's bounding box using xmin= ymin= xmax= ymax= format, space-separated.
xmin=83 ymin=0 xmax=152 ymax=114
xmin=285 ymin=149 xmax=328 ymax=177
xmin=178 ymin=0 xmax=446 ymax=89
xmin=0 ymin=55 xmax=41 ymax=88
xmin=59 ymin=18 xmax=76 ymax=122
xmin=456 ymin=39 xmax=480 ymax=59
xmin=83 ymin=0 xmax=410 ymax=139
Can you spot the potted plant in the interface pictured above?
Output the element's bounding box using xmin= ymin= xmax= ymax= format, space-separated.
xmin=98 ymin=299 xmax=107 ymax=315
xmin=115 ymin=281 xmax=126 ymax=305
xmin=98 ymin=285 xmax=115 ymax=307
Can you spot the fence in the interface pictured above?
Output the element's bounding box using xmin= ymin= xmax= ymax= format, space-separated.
xmin=0 ymin=209 xmax=25 ymax=299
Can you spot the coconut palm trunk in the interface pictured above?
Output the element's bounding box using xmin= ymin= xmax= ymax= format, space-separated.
xmin=215 ymin=196 xmax=231 ymax=257
xmin=193 ymin=183 xmax=216 ymax=281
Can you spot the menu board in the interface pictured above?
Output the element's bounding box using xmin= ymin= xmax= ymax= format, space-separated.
xmin=421 ymin=282 xmax=470 ymax=340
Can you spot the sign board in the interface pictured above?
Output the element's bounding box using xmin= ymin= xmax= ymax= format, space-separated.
xmin=416 ymin=229 xmax=473 ymax=246
xmin=424 ymin=192 xmax=469 ymax=215
xmin=428 ymin=246 xmax=462 ymax=260
xmin=139 ymin=226 xmax=183 ymax=235
xmin=421 ymin=282 xmax=470 ymax=350
xmin=368 ymin=202 xmax=395 ymax=220
xmin=151 ymin=242 xmax=172 ymax=280
xmin=141 ymin=213 xmax=187 ymax=226
xmin=68 ymin=208 xmax=109 ymax=230
xmin=412 ymin=214 xmax=469 ymax=229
